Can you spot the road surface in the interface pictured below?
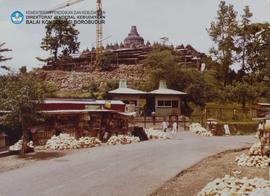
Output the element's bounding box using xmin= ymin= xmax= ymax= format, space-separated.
xmin=0 ymin=133 xmax=255 ymax=196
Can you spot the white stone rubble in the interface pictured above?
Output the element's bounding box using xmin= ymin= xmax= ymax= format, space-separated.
xmin=249 ymin=142 xmax=262 ymax=156
xmin=235 ymin=141 xmax=270 ymax=169
xmin=198 ymin=175 xmax=270 ymax=196
xmin=235 ymin=153 xmax=270 ymax=169
xmin=45 ymin=134 xmax=101 ymax=150
xmin=45 ymin=134 xmax=79 ymax=150
xmin=78 ymin=137 xmax=102 ymax=148
xmin=106 ymin=135 xmax=140 ymax=145
xmin=9 ymin=140 xmax=34 ymax=151
xmin=145 ymin=128 xmax=169 ymax=140
xmin=189 ymin=123 xmax=213 ymax=137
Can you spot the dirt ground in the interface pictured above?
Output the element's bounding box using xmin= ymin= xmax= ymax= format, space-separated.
xmin=0 ymin=149 xmax=77 ymax=173
xmin=151 ymin=149 xmax=269 ymax=196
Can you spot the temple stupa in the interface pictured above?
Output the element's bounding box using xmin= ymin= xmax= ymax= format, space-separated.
xmin=124 ymin=26 xmax=145 ymax=48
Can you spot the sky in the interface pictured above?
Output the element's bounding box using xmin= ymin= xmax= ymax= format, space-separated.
xmin=0 ymin=0 xmax=270 ymax=74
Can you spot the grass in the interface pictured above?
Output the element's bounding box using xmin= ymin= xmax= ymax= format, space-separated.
xmin=191 ymin=102 xmax=256 ymax=122
xmin=190 ymin=102 xmax=259 ymax=135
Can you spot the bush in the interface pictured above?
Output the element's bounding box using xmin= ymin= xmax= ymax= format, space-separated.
xmin=216 ymin=121 xmax=258 ymax=135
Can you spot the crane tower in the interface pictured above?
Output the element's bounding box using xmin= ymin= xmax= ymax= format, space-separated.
xmin=96 ymin=0 xmax=103 ymax=65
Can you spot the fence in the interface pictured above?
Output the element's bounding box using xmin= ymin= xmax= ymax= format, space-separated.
xmin=134 ymin=116 xmax=189 ymax=130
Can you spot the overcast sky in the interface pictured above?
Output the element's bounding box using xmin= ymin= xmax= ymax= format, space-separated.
xmin=0 ymin=0 xmax=270 ymax=74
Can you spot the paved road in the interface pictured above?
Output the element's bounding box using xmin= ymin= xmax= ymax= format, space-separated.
xmin=0 ymin=133 xmax=255 ymax=196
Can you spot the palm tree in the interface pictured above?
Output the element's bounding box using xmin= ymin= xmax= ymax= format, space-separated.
xmin=0 ymin=42 xmax=12 ymax=71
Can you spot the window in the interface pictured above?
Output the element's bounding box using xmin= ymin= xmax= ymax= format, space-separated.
xmin=157 ymin=100 xmax=179 ymax=108
xmin=158 ymin=100 xmax=164 ymax=107
xmin=165 ymin=101 xmax=171 ymax=107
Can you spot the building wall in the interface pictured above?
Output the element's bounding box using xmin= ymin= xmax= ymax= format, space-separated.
xmin=110 ymin=94 xmax=182 ymax=116
xmin=154 ymin=95 xmax=181 ymax=116
xmin=110 ymin=95 xmax=145 ymax=107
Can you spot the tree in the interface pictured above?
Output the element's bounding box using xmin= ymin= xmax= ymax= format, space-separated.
xmin=39 ymin=19 xmax=80 ymax=62
xmin=241 ymin=23 xmax=270 ymax=76
xmin=142 ymin=48 xmax=215 ymax=114
xmin=142 ymin=49 xmax=179 ymax=90
xmin=208 ymin=1 xmax=238 ymax=86
xmin=235 ymin=6 xmax=253 ymax=74
xmin=226 ymin=80 xmax=261 ymax=109
xmin=100 ymin=51 xmax=117 ymax=71
xmin=82 ymin=80 xmax=118 ymax=99
xmin=0 ymin=73 xmax=48 ymax=155
xmin=0 ymin=42 xmax=12 ymax=71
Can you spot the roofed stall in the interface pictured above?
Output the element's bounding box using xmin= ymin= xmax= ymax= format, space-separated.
xmin=108 ymin=80 xmax=147 ymax=113
xmin=32 ymin=109 xmax=134 ymax=145
xmin=109 ymin=80 xmax=186 ymax=117
xmin=149 ymin=80 xmax=186 ymax=116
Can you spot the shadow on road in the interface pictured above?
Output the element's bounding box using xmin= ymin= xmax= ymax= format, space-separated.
xmin=18 ymin=151 xmax=65 ymax=161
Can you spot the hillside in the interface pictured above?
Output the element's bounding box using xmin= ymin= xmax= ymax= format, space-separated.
xmin=34 ymin=64 xmax=147 ymax=92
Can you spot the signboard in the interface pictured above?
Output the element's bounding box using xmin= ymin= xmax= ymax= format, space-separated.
xmin=139 ymin=99 xmax=146 ymax=108
xmin=104 ymin=101 xmax=111 ymax=109
xmin=85 ymin=105 xmax=100 ymax=110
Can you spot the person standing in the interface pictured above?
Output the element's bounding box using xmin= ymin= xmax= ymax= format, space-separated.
xmin=257 ymin=121 xmax=264 ymax=139
xmin=257 ymin=120 xmax=267 ymax=156
xmin=172 ymin=121 xmax=177 ymax=134
xmin=162 ymin=119 xmax=168 ymax=132
xmin=224 ymin=124 xmax=231 ymax=136
xmin=151 ymin=111 xmax=156 ymax=125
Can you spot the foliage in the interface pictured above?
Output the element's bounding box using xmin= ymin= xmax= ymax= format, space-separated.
xmin=235 ymin=6 xmax=253 ymax=73
xmin=240 ymin=23 xmax=270 ymax=75
xmin=142 ymin=49 xmax=217 ymax=116
xmin=225 ymin=80 xmax=262 ymax=109
xmin=208 ymin=2 xmax=270 ymax=87
xmin=0 ymin=72 xmax=50 ymax=154
xmin=82 ymin=80 xmax=118 ymax=99
xmin=0 ymin=73 xmax=49 ymax=128
xmin=0 ymin=42 xmax=12 ymax=71
xmin=55 ymin=91 xmax=92 ymax=99
xmin=0 ymin=42 xmax=12 ymax=62
xmin=39 ymin=19 xmax=80 ymax=62
xmin=142 ymin=49 xmax=179 ymax=90
xmin=203 ymin=1 xmax=270 ymax=109
xmin=207 ymin=1 xmax=238 ymax=86
xmin=43 ymin=81 xmax=59 ymax=97
xmin=100 ymin=51 xmax=117 ymax=71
